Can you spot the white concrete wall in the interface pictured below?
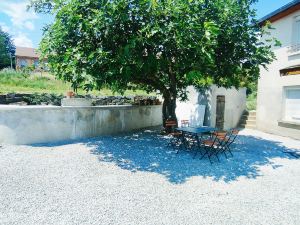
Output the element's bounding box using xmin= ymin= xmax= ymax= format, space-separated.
xmin=209 ymin=85 xmax=246 ymax=129
xmin=0 ymin=105 xmax=162 ymax=145
xmin=176 ymin=85 xmax=246 ymax=129
xmin=176 ymin=87 xmax=206 ymax=127
xmin=257 ymin=10 xmax=300 ymax=140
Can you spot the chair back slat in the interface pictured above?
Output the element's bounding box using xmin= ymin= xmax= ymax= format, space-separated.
xmin=165 ymin=121 xmax=177 ymax=127
xmin=181 ymin=120 xmax=190 ymax=127
xmin=165 ymin=120 xmax=177 ymax=134
xmin=213 ymin=131 xmax=227 ymax=139
xmin=231 ymin=129 xmax=239 ymax=135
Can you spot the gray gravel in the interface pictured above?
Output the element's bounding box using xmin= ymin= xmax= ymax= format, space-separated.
xmin=0 ymin=129 xmax=300 ymax=225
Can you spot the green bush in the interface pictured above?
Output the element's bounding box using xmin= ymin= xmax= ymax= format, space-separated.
xmin=0 ymin=69 xmax=70 ymax=94
xmin=246 ymin=81 xmax=257 ymax=111
xmin=23 ymin=93 xmax=64 ymax=106
xmin=0 ymin=68 xmax=151 ymax=96
xmin=246 ymin=92 xmax=257 ymax=111
xmin=0 ymin=68 xmax=25 ymax=77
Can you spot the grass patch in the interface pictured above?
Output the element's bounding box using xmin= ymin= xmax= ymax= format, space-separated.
xmin=0 ymin=69 xmax=150 ymax=96
xmin=246 ymin=92 xmax=257 ymax=111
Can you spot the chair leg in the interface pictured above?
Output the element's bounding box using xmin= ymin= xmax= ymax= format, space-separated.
xmin=200 ymin=147 xmax=209 ymax=160
xmin=225 ymin=145 xmax=234 ymax=157
xmin=175 ymin=144 xmax=180 ymax=154
xmin=215 ymin=152 xmax=220 ymax=162
xmin=218 ymin=146 xmax=228 ymax=159
xmin=208 ymin=152 xmax=213 ymax=164
xmin=210 ymin=148 xmax=220 ymax=162
xmin=223 ymin=150 xmax=228 ymax=159
xmin=182 ymin=136 xmax=189 ymax=151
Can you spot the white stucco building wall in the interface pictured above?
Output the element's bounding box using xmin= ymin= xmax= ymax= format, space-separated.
xmin=176 ymin=85 xmax=246 ymax=130
xmin=257 ymin=9 xmax=300 ymax=140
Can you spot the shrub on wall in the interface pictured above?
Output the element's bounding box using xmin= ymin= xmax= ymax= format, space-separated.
xmin=23 ymin=93 xmax=64 ymax=106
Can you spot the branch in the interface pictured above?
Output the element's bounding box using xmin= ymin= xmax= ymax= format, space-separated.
xmin=133 ymin=76 xmax=168 ymax=94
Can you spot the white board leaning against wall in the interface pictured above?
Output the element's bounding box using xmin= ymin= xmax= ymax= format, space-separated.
xmin=176 ymin=102 xmax=206 ymax=127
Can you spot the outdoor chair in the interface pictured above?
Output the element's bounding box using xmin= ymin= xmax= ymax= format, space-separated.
xmin=181 ymin=120 xmax=190 ymax=127
xmin=219 ymin=129 xmax=239 ymax=157
xmin=179 ymin=119 xmax=200 ymax=151
xmin=198 ymin=129 xmax=238 ymax=163
xmin=183 ymin=133 xmax=199 ymax=152
xmin=199 ymin=133 xmax=223 ymax=164
xmin=165 ymin=120 xmax=184 ymax=152
xmin=209 ymin=129 xmax=239 ymax=159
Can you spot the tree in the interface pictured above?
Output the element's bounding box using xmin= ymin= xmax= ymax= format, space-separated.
xmin=29 ymin=0 xmax=277 ymax=125
xmin=0 ymin=27 xmax=15 ymax=70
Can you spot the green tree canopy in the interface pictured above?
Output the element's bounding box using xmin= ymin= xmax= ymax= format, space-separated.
xmin=29 ymin=0 xmax=276 ymax=124
xmin=0 ymin=27 xmax=15 ymax=70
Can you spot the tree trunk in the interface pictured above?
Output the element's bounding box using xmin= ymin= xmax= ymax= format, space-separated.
xmin=162 ymin=66 xmax=178 ymax=132
xmin=162 ymin=92 xmax=177 ymax=131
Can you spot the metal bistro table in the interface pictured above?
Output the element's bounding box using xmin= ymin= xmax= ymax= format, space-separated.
xmin=176 ymin=126 xmax=217 ymax=153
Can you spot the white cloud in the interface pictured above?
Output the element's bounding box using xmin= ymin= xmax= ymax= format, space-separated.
xmin=0 ymin=0 xmax=38 ymax=30
xmin=13 ymin=33 xmax=33 ymax=48
xmin=0 ymin=22 xmax=10 ymax=33
xmin=0 ymin=1 xmax=37 ymax=47
xmin=24 ymin=21 xmax=35 ymax=31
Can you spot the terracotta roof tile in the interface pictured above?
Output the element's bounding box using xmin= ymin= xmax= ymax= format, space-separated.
xmin=16 ymin=47 xmax=40 ymax=58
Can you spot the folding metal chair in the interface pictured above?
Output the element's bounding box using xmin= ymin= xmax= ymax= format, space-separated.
xmin=213 ymin=129 xmax=239 ymax=158
xmin=221 ymin=129 xmax=239 ymax=157
xmin=181 ymin=120 xmax=190 ymax=127
xmin=165 ymin=120 xmax=184 ymax=153
xmin=200 ymin=133 xmax=222 ymax=164
xmin=179 ymin=120 xmax=199 ymax=152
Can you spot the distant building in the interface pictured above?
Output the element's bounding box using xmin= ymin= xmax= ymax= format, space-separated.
xmin=257 ymin=0 xmax=300 ymax=139
xmin=15 ymin=47 xmax=47 ymax=71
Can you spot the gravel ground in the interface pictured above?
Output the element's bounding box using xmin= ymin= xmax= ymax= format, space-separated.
xmin=0 ymin=129 xmax=299 ymax=225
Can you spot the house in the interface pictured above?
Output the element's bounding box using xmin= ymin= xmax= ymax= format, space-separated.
xmin=176 ymin=86 xmax=246 ymax=130
xmin=257 ymin=0 xmax=300 ymax=139
xmin=15 ymin=47 xmax=46 ymax=71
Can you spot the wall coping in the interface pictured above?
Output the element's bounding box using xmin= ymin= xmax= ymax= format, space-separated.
xmin=0 ymin=104 xmax=162 ymax=111
xmin=278 ymin=120 xmax=300 ymax=129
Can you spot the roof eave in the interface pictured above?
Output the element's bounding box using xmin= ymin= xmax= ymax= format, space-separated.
xmin=259 ymin=0 xmax=300 ymax=26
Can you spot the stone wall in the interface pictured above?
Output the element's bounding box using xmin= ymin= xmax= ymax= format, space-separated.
xmin=0 ymin=105 xmax=162 ymax=145
xmin=0 ymin=93 xmax=63 ymax=106
xmin=0 ymin=93 xmax=160 ymax=106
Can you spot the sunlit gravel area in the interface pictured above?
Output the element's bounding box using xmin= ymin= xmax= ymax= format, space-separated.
xmin=0 ymin=129 xmax=299 ymax=225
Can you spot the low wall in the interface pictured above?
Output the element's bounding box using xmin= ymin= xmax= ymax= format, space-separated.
xmin=0 ymin=105 xmax=162 ymax=145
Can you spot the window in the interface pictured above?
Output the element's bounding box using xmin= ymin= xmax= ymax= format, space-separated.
xmin=19 ymin=59 xmax=27 ymax=68
xmin=295 ymin=20 xmax=300 ymax=44
xmin=284 ymin=87 xmax=300 ymax=122
xmin=293 ymin=16 xmax=300 ymax=44
xmin=34 ymin=59 xmax=39 ymax=68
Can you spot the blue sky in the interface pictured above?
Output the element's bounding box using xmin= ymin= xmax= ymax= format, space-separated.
xmin=0 ymin=0 xmax=294 ymax=48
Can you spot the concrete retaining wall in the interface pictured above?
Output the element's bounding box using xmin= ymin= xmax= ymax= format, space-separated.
xmin=0 ymin=105 xmax=162 ymax=145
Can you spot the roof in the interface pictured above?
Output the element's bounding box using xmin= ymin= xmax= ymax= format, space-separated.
xmin=15 ymin=47 xmax=40 ymax=58
xmin=259 ymin=0 xmax=300 ymax=25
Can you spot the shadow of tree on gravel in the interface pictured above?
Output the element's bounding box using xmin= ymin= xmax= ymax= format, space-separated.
xmin=85 ymin=129 xmax=298 ymax=184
